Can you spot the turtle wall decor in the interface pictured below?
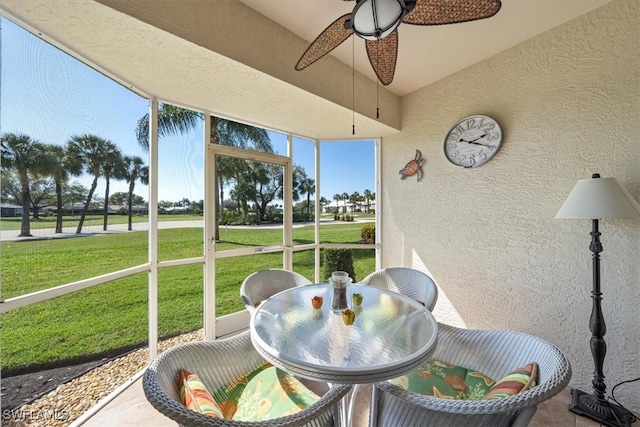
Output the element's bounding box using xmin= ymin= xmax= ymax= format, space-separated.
xmin=399 ymin=149 xmax=425 ymax=182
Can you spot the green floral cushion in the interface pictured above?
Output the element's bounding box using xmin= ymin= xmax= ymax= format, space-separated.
xmin=213 ymin=362 xmax=273 ymax=418
xmin=389 ymin=360 xmax=495 ymax=400
xmin=213 ymin=363 xmax=320 ymax=421
xmin=179 ymin=369 xmax=224 ymax=418
xmin=482 ymin=362 xmax=539 ymax=400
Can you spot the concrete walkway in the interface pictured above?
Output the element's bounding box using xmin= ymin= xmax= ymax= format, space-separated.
xmin=1 ymin=218 xmax=373 ymax=242
xmin=0 ymin=220 xmax=204 ymax=242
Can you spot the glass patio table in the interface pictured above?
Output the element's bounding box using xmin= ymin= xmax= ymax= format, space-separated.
xmin=250 ymin=283 xmax=438 ymax=425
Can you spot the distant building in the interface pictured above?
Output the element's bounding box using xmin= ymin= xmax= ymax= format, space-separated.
xmin=322 ymin=200 xmax=372 ymax=214
xmin=162 ymin=206 xmax=188 ymax=214
xmin=111 ymin=204 xmax=149 ymax=215
xmin=0 ymin=203 xmax=24 ymax=217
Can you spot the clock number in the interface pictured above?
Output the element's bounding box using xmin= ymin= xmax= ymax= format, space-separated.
xmin=481 ymin=122 xmax=495 ymax=131
xmin=465 ymin=118 xmax=476 ymax=129
xmin=465 ymin=156 xmax=475 ymax=167
xmin=486 ymin=132 xmax=500 ymax=141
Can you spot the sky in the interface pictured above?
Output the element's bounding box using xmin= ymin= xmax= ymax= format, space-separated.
xmin=0 ymin=18 xmax=375 ymax=206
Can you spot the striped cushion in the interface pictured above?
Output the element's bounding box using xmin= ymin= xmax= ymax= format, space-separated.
xmin=482 ymin=362 xmax=539 ymax=400
xmin=179 ymin=369 xmax=224 ymax=418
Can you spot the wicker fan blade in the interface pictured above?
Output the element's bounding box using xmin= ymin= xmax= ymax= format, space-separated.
xmin=403 ymin=0 xmax=501 ymax=26
xmin=295 ymin=14 xmax=354 ymax=71
xmin=365 ymin=29 xmax=398 ymax=85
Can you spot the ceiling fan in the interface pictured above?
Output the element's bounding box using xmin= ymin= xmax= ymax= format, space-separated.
xmin=295 ymin=0 xmax=502 ymax=85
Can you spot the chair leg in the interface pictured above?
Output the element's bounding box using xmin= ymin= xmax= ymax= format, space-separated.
xmin=368 ymin=385 xmax=379 ymax=427
xmin=346 ymin=384 xmax=361 ymax=426
xmin=511 ymin=405 xmax=537 ymax=427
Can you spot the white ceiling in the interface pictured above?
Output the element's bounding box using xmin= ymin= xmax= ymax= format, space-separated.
xmin=0 ymin=0 xmax=614 ymax=140
xmin=240 ymin=0 xmax=612 ymax=96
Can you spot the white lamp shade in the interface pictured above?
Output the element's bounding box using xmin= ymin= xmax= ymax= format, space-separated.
xmin=556 ymin=175 xmax=640 ymax=220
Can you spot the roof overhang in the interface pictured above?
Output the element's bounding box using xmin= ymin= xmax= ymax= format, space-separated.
xmin=0 ymin=0 xmax=401 ymax=140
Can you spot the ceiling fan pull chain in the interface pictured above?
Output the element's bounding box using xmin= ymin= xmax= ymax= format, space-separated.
xmin=376 ymin=47 xmax=380 ymax=119
xmin=352 ymin=34 xmax=356 ymax=135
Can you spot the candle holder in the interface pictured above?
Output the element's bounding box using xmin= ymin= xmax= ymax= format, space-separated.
xmin=352 ymin=293 xmax=363 ymax=306
xmin=342 ymin=309 xmax=356 ymax=325
xmin=311 ymin=295 xmax=324 ymax=309
xmin=330 ymin=271 xmax=352 ymax=311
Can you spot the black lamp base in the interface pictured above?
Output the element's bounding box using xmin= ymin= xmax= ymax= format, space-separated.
xmin=569 ymin=388 xmax=635 ymax=427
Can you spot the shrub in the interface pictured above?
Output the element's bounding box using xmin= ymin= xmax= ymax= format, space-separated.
xmin=323 ymin=248 xmax=356 ymax=282
xmin=360 ymin=224 xmax=375 ymax=244
xmin=293 ymin=212 xmax=314 ymax=223
xmin=219 ymin=211 xmax=258 ymax=225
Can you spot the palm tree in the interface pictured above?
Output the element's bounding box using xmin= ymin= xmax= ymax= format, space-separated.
xmin=41 ymin=144 xmax=83 ymax=233
xmin=100 ymin=144 xmax=124 ymax=231
xmin=300 ymin=177 xmax=315 ymax=216
xmin=350 ymin=191 xmax=361 ymax=212
xmin=363 ymin=189 xmax=373 ymax=213
xmin=135 ymin=104 xmax=272 ymax=240
xmin=333 ymin=193 xmax=342 ymax=214
xmin=66 ymin=134 xmax=114 ymax=234
xmin=1 ymin=133 xmax=47 ymax=237
xmin=319 ymin=196 xmax=329 ymax=214
xmin=341 ymin=192 xmax=349 ymax=213
xmin=122 ymin=156 xmax=149 ymax=231
xmin=217 ymin=156 xmax=242 ymax=218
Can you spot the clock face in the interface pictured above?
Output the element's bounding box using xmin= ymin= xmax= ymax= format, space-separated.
xmin=444 ymin=115 xmax=503 ymax=168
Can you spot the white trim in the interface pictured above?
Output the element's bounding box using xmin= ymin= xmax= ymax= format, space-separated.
xmin=284 ymin=134 xmax=293 ymax=270
xmin=204 ymin=114 xmax=216 ymax=341
xmin=375 ymin=138 xmax=382 ymax=269
xmin=148 ymin=99 xmax=159 ymax=360
xmin=215 ymin=311 xmax=250 ymax=338
xmin=0 ymin=264 xmax=150 ymax=314
xmin=320 ymin=243 xmax=376 ymax=250
xmin=158 ymin=257 xmax=204 ymax=268
xmin=314 ymin=139 xmax=321 ymax=283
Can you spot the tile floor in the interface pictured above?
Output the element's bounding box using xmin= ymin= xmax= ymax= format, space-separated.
xmin=80 ymin=379 xmax=623 ymax=427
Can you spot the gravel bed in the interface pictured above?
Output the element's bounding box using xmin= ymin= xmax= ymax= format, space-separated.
xmin=2 ymin=330 xmax=203 ymax=427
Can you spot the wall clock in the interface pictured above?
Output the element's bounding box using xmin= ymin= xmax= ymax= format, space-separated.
xmin=444 ymin=115 xmax=503 ymax=168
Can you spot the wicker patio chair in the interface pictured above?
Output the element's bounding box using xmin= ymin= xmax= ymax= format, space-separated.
xmin=369 ymin=323 xmax=572 ymax=427
xmin=361 ymin=267 xmax=438 ymax=311
xmin=143 ymin=330 xmax=351 ymax=427
xmin=241 ymin=269 xmax=312 ymax=312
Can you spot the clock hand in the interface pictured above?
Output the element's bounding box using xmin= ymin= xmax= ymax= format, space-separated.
xmin=467 ymin=141 xmax=495 ymax=148
xmin=459 ymin=134 xmax=487 ymax=144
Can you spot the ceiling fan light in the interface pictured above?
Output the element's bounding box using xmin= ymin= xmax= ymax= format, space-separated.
xmin=352 ymin=0 xmax=406 ymax=41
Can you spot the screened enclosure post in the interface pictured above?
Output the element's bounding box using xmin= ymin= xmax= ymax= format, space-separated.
xmin=203 ymin=114 xmax=216 ymax=340
xmin=374 ymin=138 xmax=382 ymax=269
xmin=283 ymin=134 xmax=294 ymax=270
xmin=148 ymin=98 xmax=159 ymax=359
xmin=314 ymin=139 xmax=321 ymax=283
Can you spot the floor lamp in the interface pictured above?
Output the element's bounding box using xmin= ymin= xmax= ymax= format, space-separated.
xmin=556 ymin=173 xmax=640 ymax=427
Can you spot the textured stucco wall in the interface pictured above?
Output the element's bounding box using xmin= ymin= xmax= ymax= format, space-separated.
xmin=381 ymin=0 xmax=639 ymax=410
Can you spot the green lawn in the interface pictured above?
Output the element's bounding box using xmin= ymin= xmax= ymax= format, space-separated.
xmin=0 ymin=222 xmax=375 ymax=374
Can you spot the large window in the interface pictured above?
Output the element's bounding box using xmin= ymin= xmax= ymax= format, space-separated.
xmin=0 ymin=15 xmax=379 ymax=423
xmin=1 ymin=17 xmax=153 ymax=417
